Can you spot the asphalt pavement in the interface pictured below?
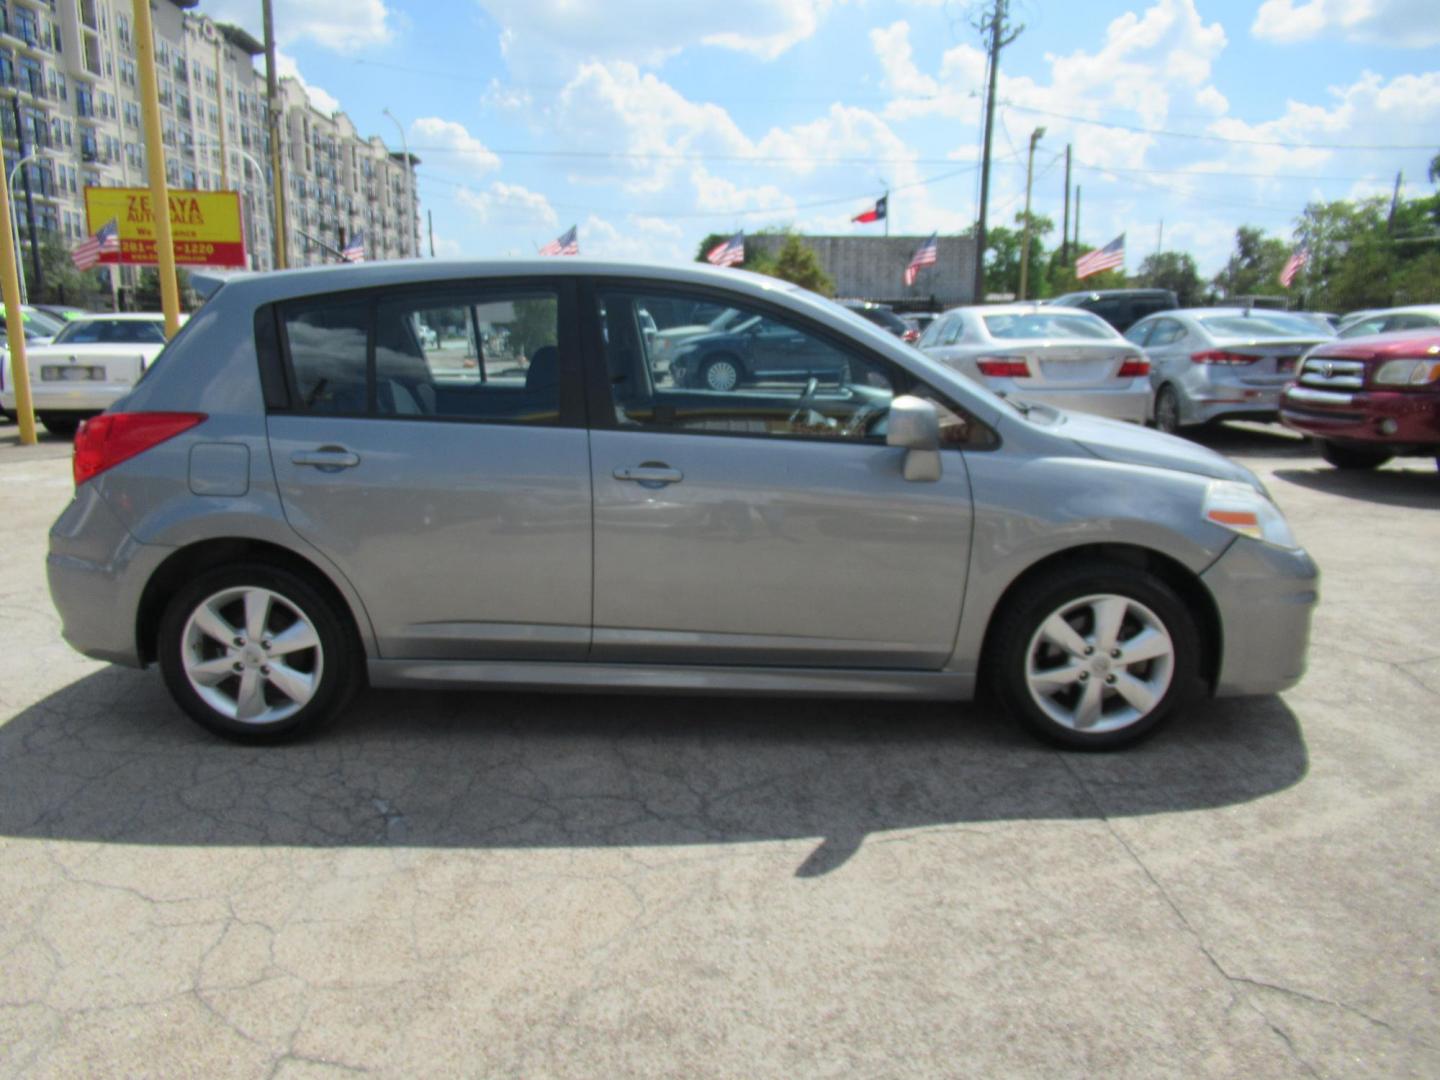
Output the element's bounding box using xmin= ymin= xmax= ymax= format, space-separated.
xmin=1 ymin=418 xmax=1436 ymax=1078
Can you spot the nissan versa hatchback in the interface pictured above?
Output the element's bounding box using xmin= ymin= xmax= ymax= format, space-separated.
xmin=48 ymin=259 xmax=1319 ymax=750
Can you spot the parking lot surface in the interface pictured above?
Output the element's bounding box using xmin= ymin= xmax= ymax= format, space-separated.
xmin=1 ymin=420 xmax=1436 ymax=1078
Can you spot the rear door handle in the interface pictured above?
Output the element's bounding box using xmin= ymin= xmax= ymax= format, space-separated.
xmin=613 ymin=464 xmax=683 ymax=487
xmin=292 ymin=446 xmax=361 ymax=471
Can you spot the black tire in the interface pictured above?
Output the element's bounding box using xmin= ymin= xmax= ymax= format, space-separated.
xmin=157 ymin=562 xmax=361 ymax=743
xmin=699 ymin=353 xmax=743 ymax=392
xmin=39 ymin=414 xmax=80 ymax=438
xmin=1153 ymin=385 xmax=1184 ymax=436
xmin=989 ymin=560 xmax=1202 ymax=750
xmin=1319 ymin=440 xmax=1392 ymax=471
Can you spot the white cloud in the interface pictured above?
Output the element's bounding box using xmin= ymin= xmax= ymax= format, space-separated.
xmin=1252 ymin=0 xmax=1440 ymax=48
xmin=578 ymin=214 xmax=689 ymax=261
xmin=274 ymin=52 xmax=339 ymax=114
xmin=474 ymin=0 xmax=832 ymax=70
xmin=457 ymin=182 xmax=558 ymax=229
xmin=410 ymin=117 xmax=501 ymax=176
xmin=203 ymin=0 xmax=393 ymax=53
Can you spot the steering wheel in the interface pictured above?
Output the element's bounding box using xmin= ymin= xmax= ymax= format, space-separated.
xmin=788 ymin=377 xmax=820 ymax=424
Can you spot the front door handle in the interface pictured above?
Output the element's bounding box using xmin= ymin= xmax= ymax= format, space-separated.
xmin=292 ymin=446 xmax=361 ymax=471
xmin=613 ymin=463 xmax=683 ymax=487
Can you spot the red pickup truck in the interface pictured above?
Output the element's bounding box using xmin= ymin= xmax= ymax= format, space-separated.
xmin=1280 ymin=330 xmax=1440 ymax=470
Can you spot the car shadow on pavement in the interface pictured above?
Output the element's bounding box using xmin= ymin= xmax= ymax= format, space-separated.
xmin=0 ymin=667 xmax=1308 ymax=876
xmin=1186 ymin=422 xmax=1312 ymax=459
xmin=1272 ymin=465 xmax=1438 ymax=509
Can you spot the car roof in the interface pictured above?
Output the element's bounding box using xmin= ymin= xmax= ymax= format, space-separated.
xmin=953 ymin=303 xmax=1101 ymax=317
xmin=68 ymin=312 xmax=172 ymax=322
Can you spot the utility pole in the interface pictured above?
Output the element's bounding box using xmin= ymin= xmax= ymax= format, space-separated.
xmin=1061 ymin=143 xmax=1071 ymax=266
xmin=1156 ymin=218 xmax=1164 ymax=256
xmin=1017 ymin=126 xmax=1045 ymax=301
xmin=132 ymin=0 xmax=181 ymax=338
xmin=428 ymin=209 xmax=435 ymax=257
xmin=972 ymin=0 xmax=1022 ymax=303
xmin=11 ymin=98 xmax=42 ymax=299
xmin=263 ymin=0 xmax=288 ymax=268
xmin=1387 ymin=170 xmax=1403 ymax=234
xmin=1074 ymin=184 xmax=1081 ymax=255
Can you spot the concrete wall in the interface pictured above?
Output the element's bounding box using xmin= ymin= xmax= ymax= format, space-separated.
xmin=748 ymin=234 xmax=977 ymax=309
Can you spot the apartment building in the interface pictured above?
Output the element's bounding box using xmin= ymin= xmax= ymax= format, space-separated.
xmin=0 ymin=0 xmax=419 ymax=274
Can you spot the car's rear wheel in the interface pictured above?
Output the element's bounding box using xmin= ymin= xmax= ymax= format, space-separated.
xmin=1153 ymin=386 xmax=1183 ymax=435
xmin=157 ymin=563 xmax=360 ymax=743
xmin=700 ymin=355 xmax=741 ymax=392
xmin=39 ymin=414 xmax=80 ymax=437
xmin=1319 ymin=440 xmax=1392 ymax=470
xmin=991 ymin=561 xmax=1200 ymax=750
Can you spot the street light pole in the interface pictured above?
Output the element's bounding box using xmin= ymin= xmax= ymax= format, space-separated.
xmin=7 ymin=153 xmax=37 ymax=304
xmin=1018 ymin=125 xmax=1045 ymax=302
xmin=382 ymin=108 xmax=412 ymax=258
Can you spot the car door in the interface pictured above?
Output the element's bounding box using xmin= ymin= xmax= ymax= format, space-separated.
xmin=265 ymin=279 xmax=593 ymax=661
xmin=584 ymin=282 xmax=976 ymax=670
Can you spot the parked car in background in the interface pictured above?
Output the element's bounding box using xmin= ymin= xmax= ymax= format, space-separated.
xmin=670 ymin=311 xmax=851 ymax=389
xmin=841 ymin=299 xmax=918 ymax=343
xmin=1 ymin=313 xmax=178 ymax=436
xmin=1280 ymin=329 xmax=1440 ymax=470
xmin=1334 ymin=304 xmax=1440 ymax=339
xmin=47 ymin=258 xmax=1316 ymax=750
xmin=1048 ymin=288 xmax=1177 ymax=333
xmin=904 ymin=312 xmax=938 ymax=338
xmin=919 ymin=303 xmax=1152 ymax=423
xmin=34 ymin=304 xmax=91 ymax=323
xmin=1124 ymin=308 xmax=1334 ymax=435
xmin=0 ymin=304 xmax=65 ymax=344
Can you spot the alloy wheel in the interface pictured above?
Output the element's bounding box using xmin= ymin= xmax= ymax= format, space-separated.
xmin=704 ymin=359 xmax=740 ymax=391
xmin=1023 ymin=593 xmax=1175 ymax=734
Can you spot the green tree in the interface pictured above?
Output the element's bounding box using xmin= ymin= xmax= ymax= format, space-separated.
xmin=134 ymin=267 xmax=198 ymax=312
xmin=1294 ymin=190 xmax=1440 ymax=311
xmin=24 ymin=238 xmax=109 ymax=309
xmin=763 ymin=234 xmax=835 ymax=295
xmin=1212 ymin=226 xmax=1291 ymax=300
xmin=985 ymin=212 xmax=1053 ymax=299
xmin=1043 ymin=245 xmax=1126 ymax=296
xmin=1134 ymin=250 xmax=1202 ymax=306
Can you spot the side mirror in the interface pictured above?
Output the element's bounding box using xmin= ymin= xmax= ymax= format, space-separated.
xmin=886 ymin=395 xmax=942 ymax=482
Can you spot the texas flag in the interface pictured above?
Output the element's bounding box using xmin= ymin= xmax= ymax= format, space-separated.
xmin=852 ymin=194 xmax=888 ymax=224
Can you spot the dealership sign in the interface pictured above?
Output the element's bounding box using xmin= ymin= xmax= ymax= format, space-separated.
xmin=83 ymin=187 xmax=247 ymax=267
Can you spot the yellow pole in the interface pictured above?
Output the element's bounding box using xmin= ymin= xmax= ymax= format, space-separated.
xmin=132 ymin=0 xmax=181 ymax=339
xmin=214 ymin=35 xmax=228 ymax=189
xmin=0 ymin=154 xmax=35 ymax=444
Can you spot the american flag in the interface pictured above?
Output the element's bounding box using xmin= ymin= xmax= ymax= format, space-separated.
xmin=1279 ymin=246 xmax=1308 ymax=288
xmin=706 ymin=231 xmax=744 ymax=267
xmin=904 ymin=232 xmax=938 ymax=286
xmin=1075 ymin=233 xmax=1125 ymax=280
xmin=341 ymin=229 xmax=365 ymax=263
xmin=71 ymin=218 xmax=119 ymax=271
xmin=540 ymin=225 xmax=579 ymax=256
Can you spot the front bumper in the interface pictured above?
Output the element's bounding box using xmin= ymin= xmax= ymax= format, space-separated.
xmin=1280 ymin=386 xmax=1440 ymax=449
xmin=1201 ymin=537 xmax=1319 ymax=697
xmin=48 ymin=483 xmax=170 ymax=667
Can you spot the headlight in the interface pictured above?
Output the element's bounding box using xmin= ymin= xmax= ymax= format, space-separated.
xmin=1203 ymin=480 xmax=1298 ymax=549
xmin=1373 ymin=358 xmax=1440 ymax=386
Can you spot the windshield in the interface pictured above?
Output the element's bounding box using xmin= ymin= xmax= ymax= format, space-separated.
xmin=22 ymin=308 xmax=66 ymax=336
xmin=983 ymin=311 xmax=1118 ymax=340
xmin=54 ymin=319 xmax=168 ymax=345
xmin=1195 ymin=312 xmax=1329 ymax=338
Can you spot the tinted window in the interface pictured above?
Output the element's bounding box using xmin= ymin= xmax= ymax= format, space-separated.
xmin=1130 ymin=299 xmax=1173 ymax=321
xmin=282 ymin=299 xmax=370 ymax=414
xmin=1123 ymin=321 xmax=1154 ymax=346
xmin=54 ymin=319 xmax=168 ymax=344
xmin=1145 ymin=320 xmax=1185 ymax=347
xmin=917 ymin=314 xmax=947 ymax=348
xmin=1083 ymin=298 xmax=1127 ymax=327
xmin=855 ymin=306 xmax=909 ymax=336
xmin=940 ymin=315 xmax=966 ymax=345
xmin=1385 ymin=313 xmax=1440 ymax=332
xmin=599 ymin=289 xmax=980 ymax=446
xmin=982 ymin=312 xmax=1117 ymax=340
xmin=374 ymin=290 xmax=559 ymax=422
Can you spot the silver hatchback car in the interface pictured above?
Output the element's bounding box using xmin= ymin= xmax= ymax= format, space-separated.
xmin=48 ymin=259 xmax=1318 ymax=749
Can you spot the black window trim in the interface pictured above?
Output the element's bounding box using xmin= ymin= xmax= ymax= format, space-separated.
xmin=577 ymin=275 xmax=996 ymax=451
xmin=263 ymin=276 xmax=585 ymax=429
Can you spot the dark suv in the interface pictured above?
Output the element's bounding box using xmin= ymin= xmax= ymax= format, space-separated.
xmin=1049 ymin=289 xmax=1177 ymax=333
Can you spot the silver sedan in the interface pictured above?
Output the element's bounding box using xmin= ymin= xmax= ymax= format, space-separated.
xmin=919 ymin=304 xmax=1152 ymax=423
xmin=1125 ymin=308 xmax=1334 ymax=435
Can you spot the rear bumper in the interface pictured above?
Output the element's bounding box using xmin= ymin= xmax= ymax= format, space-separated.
xmin=1180 ymin=384 xmax=1285 ymax=425
xmin=1280 ymin=386 xmax=1440 ymax=449
xmin=1201 ymin=538 xmax=1319 ymax=697
xmin=0 ymin=385 xmax=122 ymax=413
xmin=47 ymin=484 xmax=168 ymax=667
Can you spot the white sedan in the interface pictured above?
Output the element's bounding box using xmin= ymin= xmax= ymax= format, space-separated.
xmin=1 ymin=313 xmax=183 ymax=436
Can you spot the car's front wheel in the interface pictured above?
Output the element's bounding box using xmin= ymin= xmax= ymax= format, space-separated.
xmin=157 ymin=563 xmax=360 ymax=742
xmin=700 ymin=354 xmax=742 ymax=392
xmin=991 ymin=561 xmax=1201 ymax=749
xmin=1319 ymin=440 xmax=1392 ymax=471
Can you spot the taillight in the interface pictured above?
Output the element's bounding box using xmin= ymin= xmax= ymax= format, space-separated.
xmin=976 ymin=357 xmax=1030 ymax=378
xmin=1191 ymin=350 xmax=1258 ymax=365
xmin=73 ymin=411 xmax=206 ymax=488
xmin=902 ymin=328 xmax=920 ymax=344
xmin=1117 ymin=355 xmax=1150 ymax=377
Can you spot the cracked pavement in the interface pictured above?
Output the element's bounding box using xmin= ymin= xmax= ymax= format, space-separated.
xmin=1 ymin=421 xmax=1437 ymax=1077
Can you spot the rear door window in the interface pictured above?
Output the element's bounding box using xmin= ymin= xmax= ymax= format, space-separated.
xmin=281 ymin=299 xmax=371 ymax=414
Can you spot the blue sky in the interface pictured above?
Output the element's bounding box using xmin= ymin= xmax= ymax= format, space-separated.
xmin=202 ymin=0 xmax=1439 ymax=275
